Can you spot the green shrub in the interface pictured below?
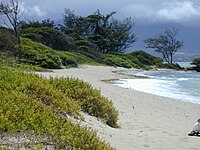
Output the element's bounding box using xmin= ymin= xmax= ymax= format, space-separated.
xmin=1 ymin=37 xmax=98 ymax=69
xmin=79 ymin=45 xmax=89 ymax=51
xmin=79 ymin=50 xmax=98 ymax=61
xmin=191 ymin=58 xmax=200 ymax=71
xmin=73 ymin=39 xmax=103 ymax=62
xmin=104 ymin=54 xmax=138 ymax=68
xmin=104 ymin=55 xmax=121 ymax=67
xmin=49 ymin=77 xmax=119 ymax=128
xmin=0 ymin=69 xmax=114 ymax=149
xmin=78 ymin=47 xmax=103 ymax=63
xmin=75 ymin=40 xmax=91 ymax=47
xmin=127 ymin=50 xmax=163 ymax=66
xmin=0 ymin=54 xmax=49 ymax=72
xmin=21 ymin=38 xmax=62 ymax=69
xmin=120 ymin=61 xmax=133 ymax=68
xmin=192 ymin=58 xmax=200 ymax=66
xmin=0 ymin=70 xmax=80 ymax=116
xmin=103 ymin=50 xmax=163 ymax=69
xmin=55 ymin=51 xmax=95 ymax=67
xmin=22 ymin=27 xmax=70 ymax=51
xmin=0 ymin=27 xmax=16 ymax=52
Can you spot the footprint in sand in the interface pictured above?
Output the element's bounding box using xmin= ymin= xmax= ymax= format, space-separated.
xmin=143 ymin=144 xmax=150 ymax=148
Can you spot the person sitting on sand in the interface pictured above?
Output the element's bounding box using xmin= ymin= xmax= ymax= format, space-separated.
xmin=188 ymin=118 xmax=200 ymax=136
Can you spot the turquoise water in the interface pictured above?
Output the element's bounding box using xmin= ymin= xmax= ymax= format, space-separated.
xmin=114 ymin=70 xmax=200 ymax=104
xmin=176 ymin=62 xmax=195 ymax=68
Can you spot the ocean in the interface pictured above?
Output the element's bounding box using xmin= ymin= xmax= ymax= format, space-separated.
xmin=114 ymin=68 xmax=200 ymax=104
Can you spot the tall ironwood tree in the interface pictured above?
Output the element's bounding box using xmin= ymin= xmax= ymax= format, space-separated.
xmin=62 ymin=9 xmax=136 ymax=54
xmin=144 ymin=28 xmax=183 ymax=64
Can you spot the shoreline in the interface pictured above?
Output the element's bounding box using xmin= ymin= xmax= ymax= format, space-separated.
xmin=36 ymin=65 xmax=200 ymax=150
xmin=113 ymin=69 xmax=200 ymax=105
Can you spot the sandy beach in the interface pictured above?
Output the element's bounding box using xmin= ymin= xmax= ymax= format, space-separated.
xmin=37 ymin=65 xmax=200 ymax=150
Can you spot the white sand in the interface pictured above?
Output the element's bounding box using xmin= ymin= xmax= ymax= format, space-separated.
xmin=36 ymin=65 xmax=200 ymax=150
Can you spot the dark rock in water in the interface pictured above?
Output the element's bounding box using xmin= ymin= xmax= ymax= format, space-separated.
xmin=186 ymin=67 xmax=200 ymax=72
xmin=193 ymin=67 xmax=200 ymax=72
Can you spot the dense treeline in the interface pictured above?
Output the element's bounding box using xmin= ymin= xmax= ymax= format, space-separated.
xmin=0 ymin=0 xmax=186 ymax=70
xmin=0 ymin=9 xmax=168 ymax=70
xmin=21 ymin=10 xmax=136 ymax=54
xmin=61 ymin=9 xmax=136 ymax=53
xmin=20 ymin=10 xmax=137 ymax=64
xmin=0 ymin=0 xmax=192 ymax=70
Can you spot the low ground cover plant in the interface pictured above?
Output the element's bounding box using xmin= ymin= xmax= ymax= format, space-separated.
xmin=0 ymin=67 xmax=117 ymax=149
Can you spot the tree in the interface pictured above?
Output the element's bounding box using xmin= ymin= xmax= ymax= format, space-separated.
xmin=21 ymin=19 xmax=55 ymax=29
xmin=0 ymin=0 xmax=23 ymax=60
xmin=109 ymin=18 xmax=136 ymax=53
xmin=87 ymin=10 xmax=117 ymax=53
xmin=21 ymin=26 xmax=70 ymax=51
xmin=63 ymin=9 xmax=76 ymax=29
xmin=144 ymin=28 xmax=183 ymax=64
xmin=87 ymin=10 xmax=136 ymax=53
xmin=62 ymin=9 xmax=136 ymax=54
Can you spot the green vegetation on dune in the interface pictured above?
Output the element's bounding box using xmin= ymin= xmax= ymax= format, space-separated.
xmin=21 ymin=26 xmax=70 ymax=51
xmin=54 ymin=50 xmax=96 ymax=67
xmin=0 ymin=67 xmax=117 ymax=149
xmin=21 ymin=38 xmax=62 ymax=69
xmin=192 ymin=58 xmax=200 ymax=72
xmin=0 ymin=22 xmax=167 ymax=70
xmin=20 ymin=38 xmax=99 ymax=69
xmin=0 ymin=4 xmax=185 ymax=71
xmin=19 ymin=37 xmax=163 ymax=70
xmin=49 ymin=77 xmax=119 ymax=127
xmin=126 ymin=51 xmax=163 ymax=66
xmin=104 ymin=50 xmax=163 ymax=69
xmin=104 ymin=54 xmax=137 ymax=68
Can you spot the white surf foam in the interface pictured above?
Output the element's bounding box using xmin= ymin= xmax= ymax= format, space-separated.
xmin=114 ymin=78 xmax=200 ymax=104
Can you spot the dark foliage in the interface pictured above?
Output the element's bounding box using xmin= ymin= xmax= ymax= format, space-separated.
xmin=127 ymin=50 xmax=163 ymax=66
xmin=144 ymin=28 xmax=183 ymax=64
xmin=21 ymin=19 xmax=55 ymax=29
xmin=157 ymin=63 xmax=183 ymax=70
xmin=21 ymin=38 xmax=62 ymax=69
xmin=192 ymin=58 xmax=200 ymax=72
xmin=21 ymin=26 xmax=71 ymax=51
xmin=0 ymin=27 xmax=16 ymax=52
xmin=62 ymin=9 xmax=136 ymax=54
xmin=104 ymin=50 xmax=163 ymax=69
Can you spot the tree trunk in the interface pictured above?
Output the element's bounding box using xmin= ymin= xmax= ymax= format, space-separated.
xmin=170 ymin=52 xmax=173 ymax=64
xmin=14 ymin=26 xmax=22 ymax=62
xmin=162 ymin=52 xmax=170 ymax=63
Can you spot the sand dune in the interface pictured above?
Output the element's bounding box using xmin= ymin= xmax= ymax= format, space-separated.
xmin=36 ymin=65 xmax=200 ymax=150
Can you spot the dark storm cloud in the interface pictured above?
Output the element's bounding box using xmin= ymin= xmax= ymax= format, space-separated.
xmin=1 ymin=0 xmax=199 ymax=55
xmin=16 ymin=0 xmax=200 ymax=26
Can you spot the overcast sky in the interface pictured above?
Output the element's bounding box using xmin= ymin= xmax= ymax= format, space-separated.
xmin=1 ymin=0 xmax=200 ymax=59
xmin=13 ymin=0 xmax=200 ymax=26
